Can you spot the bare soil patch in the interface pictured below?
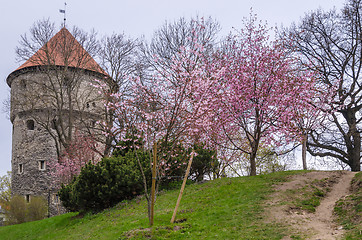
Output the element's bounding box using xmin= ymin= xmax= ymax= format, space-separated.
xmin=267 ymin=171 xmax=357 ymax=240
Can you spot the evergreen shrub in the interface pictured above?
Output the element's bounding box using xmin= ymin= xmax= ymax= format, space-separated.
xmin=59 ymin=150 xmax=151 ymax=212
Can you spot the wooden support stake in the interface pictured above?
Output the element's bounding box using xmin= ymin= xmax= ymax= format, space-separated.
xmin=150 ymin=141 xmax=157 ymax=226
xmin=170 ymin=151 xmax=195 ymax=224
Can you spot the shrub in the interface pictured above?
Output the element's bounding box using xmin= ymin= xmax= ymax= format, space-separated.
xmin=157 ymin=141 xmax=218 ymax=185
xmin=6 ymin=195 xmax=48 ymax=225
xmin=190 ymin=144 xmax=218 ymax=181
xmin=27 ymin=196 xmax=47 ymax=221
xmin=59 ymin=150 xmax=151 ymax=213
xmin=6 ymin=195 xmax=27 ymax=224
xmin=112 ymin=131 xmax=144 ymax=158
xmin=58 ymin=180 xmax=78 ymax=212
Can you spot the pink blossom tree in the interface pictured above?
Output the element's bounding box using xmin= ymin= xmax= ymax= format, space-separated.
xmin=286 ymin=83 xmax=335 ymax=170
xmin=48 ymin=130 xmax=100 ymax=187
xmin=205 ymin=14 xmax=318 ymax=176
xmin=100 ymin=19 xmax=221 ymax=225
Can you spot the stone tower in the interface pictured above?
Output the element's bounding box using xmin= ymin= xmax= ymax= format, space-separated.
xmin=6 ymin=28 xmax=107 ymax=216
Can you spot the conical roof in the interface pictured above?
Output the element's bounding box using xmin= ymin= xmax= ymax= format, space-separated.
xmin=8 ymin=27 xmax=107 ymax=85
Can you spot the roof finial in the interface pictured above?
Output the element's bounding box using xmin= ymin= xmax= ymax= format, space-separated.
xmin=59 ymin=2 xmax=67 ymax=27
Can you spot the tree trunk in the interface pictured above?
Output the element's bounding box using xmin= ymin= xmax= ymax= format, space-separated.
xmin=150 ymin=142 xmax=157 ymax=226
xmin=343 ymin=109 xmax=361 ymax=172
xmin=350 ymin=153 xmax=361 ymax=171
xmin=250 ymin=151 xmax=257 ymax=176
xmin=349 ymin=134 xmax=361 ymax=171
xmin=103 ymin=108 xmax=115 ymax=157
xmin=302 ymin=133 xmax=307 ymax=170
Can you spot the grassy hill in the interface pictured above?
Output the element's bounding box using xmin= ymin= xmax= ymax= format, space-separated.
xmin=0 ymin=171 xmax=360 ymax=240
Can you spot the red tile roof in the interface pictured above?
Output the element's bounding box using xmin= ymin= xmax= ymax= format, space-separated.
xmin=15 ymin=27 xmax=107 ymax=75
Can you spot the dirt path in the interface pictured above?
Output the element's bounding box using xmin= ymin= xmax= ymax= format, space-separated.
xmin=309 ymin=171 xmax=356 ymax=239
xmin=268 ymin=171 xmax=357 ymax=240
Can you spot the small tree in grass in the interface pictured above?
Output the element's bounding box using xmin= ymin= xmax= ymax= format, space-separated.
xmin=97 ymin=18 xmax=221 ymax=226
xmin=6 ymin=195 xmax=27 ymax=225
xmin=0 ymin=172 xmax=11 ymax=211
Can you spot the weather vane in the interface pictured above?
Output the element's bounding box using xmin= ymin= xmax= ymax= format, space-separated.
xmin=59 ymin=2 xmax=67 ymax=27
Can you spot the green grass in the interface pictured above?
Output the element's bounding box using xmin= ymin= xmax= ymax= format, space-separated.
xmin=283 ymin=176 xmax=333 ymax=213
xmin=0 ymin=171 xmax=304 ymax=240
xmin=334 ymin=172 xmax=362 ymax=240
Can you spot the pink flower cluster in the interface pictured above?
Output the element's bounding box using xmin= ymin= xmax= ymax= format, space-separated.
xmin=48 ymin=131 xmax=100 ymax=187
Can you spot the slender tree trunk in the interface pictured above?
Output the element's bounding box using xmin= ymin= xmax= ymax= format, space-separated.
xmin=250 ymin=151 xmax=257 ymax=176
xmin=302 ymin=133 xmax=307 ymax=170
xmin=67 ymin=86 xmax=73 ymax=147
xmin=133 ymin=143 xmax=151 ymax=220
xmin=103 ymin=108 xmax=115 ymax=157
xmin=249 ymin=110 xmax=261 ymax=176
xmin=150 ymin=142 xmax=157 ymax=226
xmin=147 ymin=200 xmax=152 ymax=222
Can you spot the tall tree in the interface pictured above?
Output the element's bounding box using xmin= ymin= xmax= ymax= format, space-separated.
xmin=94 ymin=33 xmax=140 ymax=157
xmin=141 ymin=16 xmax=220 ymax=81
xmin=283 ymin=0 xmax=362 ymax=171
xmin=98 ymin=33 xmax=140 ymax=93
xmin=207 ymin=14 xmax=316 ymax=176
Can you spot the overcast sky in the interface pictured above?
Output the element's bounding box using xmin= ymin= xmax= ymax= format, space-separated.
xmin=0 ymin=0 xmax=345 ymax=176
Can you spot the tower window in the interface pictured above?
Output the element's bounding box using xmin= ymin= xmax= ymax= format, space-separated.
xmin=53 ymin=194 xmax=59 ymax=204
xmin=18 ymin=164 xmax=23 ymax=174
xmin=86 ymin=102 xmax=90 ymax=108
xmin=25 ymin=195 xmax=30 ymax=203
xmin=39 ymin=160 xmax=46 ymax=170
xmin=92 ymin=102 xmax=96 ymax=107
xmin=26 ymin=120 xmax=34 ymax=130
xmin=20 ymin=79 xmax=27 ymax=89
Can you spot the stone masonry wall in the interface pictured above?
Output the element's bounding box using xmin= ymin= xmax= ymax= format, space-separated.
xmin=9 ymin=68 xmax=106 ymax=216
